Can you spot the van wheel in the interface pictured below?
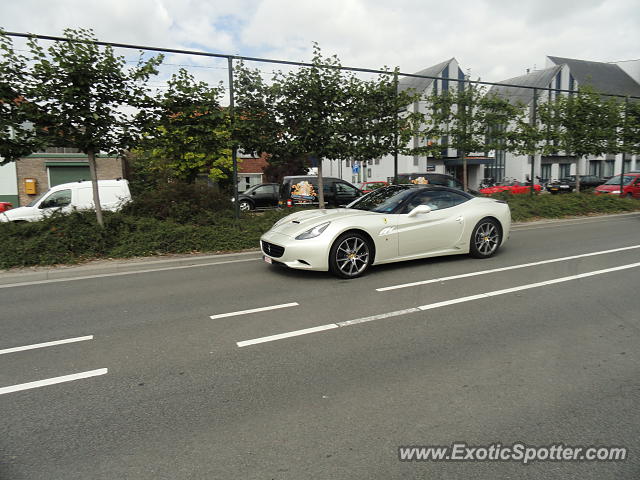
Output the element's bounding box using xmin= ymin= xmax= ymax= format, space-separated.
xmin=470 ymin=218 xmax=502 ymax=258
xmin=329 ymin=232 xmax=371 ymax=278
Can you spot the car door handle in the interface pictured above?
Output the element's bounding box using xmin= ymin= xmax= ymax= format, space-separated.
xmin=455 ymin=216 xmax=463 ymax=223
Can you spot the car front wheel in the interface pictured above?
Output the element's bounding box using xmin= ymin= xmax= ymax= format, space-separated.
xmin=470 ymin=218 xmax=502 ymax=258
xmin=239 ymin=200 xmax=253 ymax=211
xmin=329 ymin=232 xmax=372 ymax=278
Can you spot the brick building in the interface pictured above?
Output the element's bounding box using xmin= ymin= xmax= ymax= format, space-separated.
xmin=0 ymin=148 xmax=124 ymax=207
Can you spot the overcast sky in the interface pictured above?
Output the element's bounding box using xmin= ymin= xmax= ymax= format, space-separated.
xmin=1 ymin=0 xmax=638 ymax=86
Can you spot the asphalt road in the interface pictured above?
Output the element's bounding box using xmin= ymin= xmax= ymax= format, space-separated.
xmin=1 ymin=213 xmax=639 ymax=479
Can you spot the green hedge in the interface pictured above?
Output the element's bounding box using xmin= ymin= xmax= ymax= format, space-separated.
xmin=0 ymin=192 xmax=638 ymax=269
xmin=0 ymin=209 xmax=295 ymax=269
xmin=496 ymin=193 xmax=640 ymax=222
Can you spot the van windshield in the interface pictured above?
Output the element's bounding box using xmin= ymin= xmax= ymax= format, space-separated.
xmin=26 ymin=193 xmax=46 ymax=207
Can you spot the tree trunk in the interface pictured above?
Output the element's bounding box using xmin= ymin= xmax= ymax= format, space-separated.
xmin=316 ymin=155 xmax=325 ymax=209
xmin=87 ymin=147 xmax=104 ymax=227
xmin=575 ymin=156 xmax=581 ymax=194
xmin=461 ymin=150 xmax=468 ymax=192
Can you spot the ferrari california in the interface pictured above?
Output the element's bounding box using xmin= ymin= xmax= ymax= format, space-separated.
xmin=260 ymin=184 xmax=511 ymax=278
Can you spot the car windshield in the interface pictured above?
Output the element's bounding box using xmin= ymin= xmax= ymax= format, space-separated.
xmin=347 ymin=186 xmax=415 ymax=213
xmin=603 ymin=175 xmax=634 ymax=186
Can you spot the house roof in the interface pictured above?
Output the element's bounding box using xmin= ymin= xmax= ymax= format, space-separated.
xmin=398 ymin=58 xmax=456 ymax=94
xmin=238 ymin=156 xmax=268 ymax=174
xmin=489 ymin=65 xmax=562 ymax=105
xmin=548 ymin=56 xmax=640 ymax=97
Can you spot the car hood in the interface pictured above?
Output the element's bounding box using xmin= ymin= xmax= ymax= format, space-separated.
xmin=270 ymin=208 xmax=374 ymax=236
xmin=0 ymin=206 xmax=37 ymax=222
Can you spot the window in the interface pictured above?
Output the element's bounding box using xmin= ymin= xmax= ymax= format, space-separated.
xmin=442 ymin=64 xmax=449 ymax=92
xmin=589 ymin=160 xmax=602 ymax=177
xmin=374 ymin=158 xmax=380 ymax=165
xmin=604 ymin=160 xmax=615 ymax=177
xmin=345 ymin=160 xmax=351 ymax=167
xmin=335 ymin=182 xmax=358 ymax=195
xmin=559 ymin=163 xmax=571 ymax=178
xmin=40 ymin=189 xmax=71 ymax=209
xmin=402 ymin=190 xmax=469 ymax=213
xmin=541 ymin=164 xmax=552 ymax=181
xmin=367 ymin=168 xmax=372 ymax=177
xmin=623 ymin=159 xmax=631 ymax=173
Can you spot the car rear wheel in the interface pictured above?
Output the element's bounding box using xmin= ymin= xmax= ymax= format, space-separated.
xmin=329 ymin=232 xmax=371 ymax=279
xmin=239 ymin=200 xmax=254 ymax=211
xmin=626 ymin=193 xmax=633 ymax=199
xmin=470 ymin=218 xmax=502 ymax=258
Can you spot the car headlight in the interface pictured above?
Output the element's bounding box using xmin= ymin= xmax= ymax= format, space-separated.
xmin=295 ymin=221 xmax=330 ymax=240
xmin=609 ymin=190 xmax=621 ymax=194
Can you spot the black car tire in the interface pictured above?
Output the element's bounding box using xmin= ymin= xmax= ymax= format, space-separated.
xmin=239 ymin=199 xmax=254 ymax=211
xmin=626 ymin=193 xmax=633 ymax=199
xmin=329 ymin=232 xmax=372 ymax=279
xmin=469 ymin=218 xmax=502 ymax=259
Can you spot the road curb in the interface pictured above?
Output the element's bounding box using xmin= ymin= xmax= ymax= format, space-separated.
xmin=0 ymin=250 xmax=262 ymax=286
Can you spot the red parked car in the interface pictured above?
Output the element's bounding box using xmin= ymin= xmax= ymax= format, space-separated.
xmin=479 ymin=181 xmax=542 ymax=195
xmin=0 ymin=202 xmax=12 ymax=213
xmin=594 ymin=173 xmax=640 ymax=198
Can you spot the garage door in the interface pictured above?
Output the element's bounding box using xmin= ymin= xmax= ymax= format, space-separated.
xmin=49 ymin=166 xmax=91 ymax=187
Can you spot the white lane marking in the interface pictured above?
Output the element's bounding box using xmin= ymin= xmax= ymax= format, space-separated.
xmin=210 ymin=302 xmax=299 ymax=320
xmin=0 ymin=335 xmax=93 ymax=356
xmin=0 ymin=368 xmax=108 ymax=395
xmin=237 ymin=262 xmax=640 ymax=347
xmin=0 ymin=257 xmax=260 ymax=290
xmin=237 ymin=324 xmax=338 ymax=347
xmin=376 ymin=244 xmax=640 ymax=292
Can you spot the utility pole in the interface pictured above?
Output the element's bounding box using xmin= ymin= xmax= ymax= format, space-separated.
xmin=530 ymin=88 xmax=538 ymax=196
xmin=393 ymin=70 xmax=399 ymax=184
xmin=228 ymin=56 xmax=239 ymax=220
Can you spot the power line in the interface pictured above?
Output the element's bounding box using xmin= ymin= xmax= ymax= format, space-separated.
xmin=5 ymin=30 xmax=639 ymax=100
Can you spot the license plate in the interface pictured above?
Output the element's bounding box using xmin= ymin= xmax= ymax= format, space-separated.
xmin=264 ymin=256 xmax=272 ymax=264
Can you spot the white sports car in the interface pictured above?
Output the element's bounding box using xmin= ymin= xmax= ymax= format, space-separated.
xmin=260 ymin=185 xmax=511 ymax=278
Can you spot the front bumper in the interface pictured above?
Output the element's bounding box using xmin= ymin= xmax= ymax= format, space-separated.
xmin=260 ymin=230 xmax=331 ymax=271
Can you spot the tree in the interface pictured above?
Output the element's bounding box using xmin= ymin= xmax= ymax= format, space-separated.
xmin=135 ymin=68 xmax=234 ymax=186
xmin=419 ymin=83 xmax=519 ymax=190
xmin=234 ymin=45 xmax=419 ymax=208
xmin=20 ymin=28 xmax=162 ymax=225
xmin=0 ymin=30 xmax=47 ymax=163
xmin=549 ymin=87 xmax=620 ymax=192
xmin=340 ymin=69 xmax=421 ymax=169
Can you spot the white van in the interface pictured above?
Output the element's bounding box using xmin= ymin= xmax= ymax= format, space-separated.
xmin=0 ymin=179 xmax=131 ymax=222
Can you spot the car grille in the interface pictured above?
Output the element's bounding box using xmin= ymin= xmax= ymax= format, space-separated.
xmin=261 ymin=241 xmax=285 ymax=258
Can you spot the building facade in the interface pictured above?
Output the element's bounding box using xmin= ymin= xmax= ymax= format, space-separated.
xmin=0 ymin=148 xmax=124 ymax=207
xmin=322 ymin=58 xmax=493 ymax=188
xmin=491 ymin=56 xmax=640 ymax=184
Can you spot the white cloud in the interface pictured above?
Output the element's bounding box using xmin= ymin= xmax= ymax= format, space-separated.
xmin=1 ymin=0 xmax=638 ymax=86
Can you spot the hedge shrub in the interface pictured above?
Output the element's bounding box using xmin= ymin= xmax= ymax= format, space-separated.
xmin=1 ymin=189 xmax=638 ymax=269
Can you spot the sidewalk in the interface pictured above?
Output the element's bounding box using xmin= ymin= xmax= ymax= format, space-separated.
xmin=1 ymin=211 xmax=638 ymax=286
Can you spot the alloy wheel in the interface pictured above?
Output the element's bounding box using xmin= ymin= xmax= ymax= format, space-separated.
xmin=474 ymin=221 xmax=499 ymax=256
xmin=335 ymin=236 xmax=370 ymax=277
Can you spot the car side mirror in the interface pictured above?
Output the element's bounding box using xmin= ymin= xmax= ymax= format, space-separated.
xmin=408 ymin=205 xmax=432 ymax=217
